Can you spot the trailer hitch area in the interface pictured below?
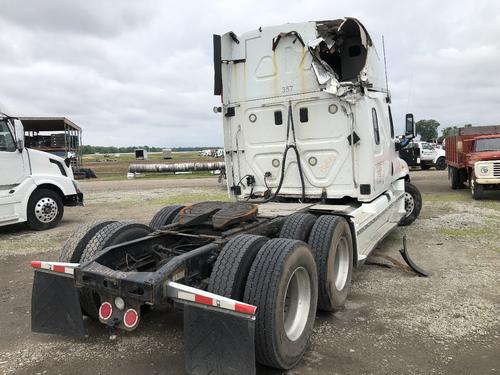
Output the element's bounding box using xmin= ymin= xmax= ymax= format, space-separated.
xmin=30 ymin=261 xmax=85 ymax=337
xmin=166 ymin=281 xmax=257 ymax=375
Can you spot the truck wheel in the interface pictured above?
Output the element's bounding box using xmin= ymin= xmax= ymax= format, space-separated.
xmin=399 ymin=182 xmax=422 ymax=226
xmin=470 ymin=177 xmax=484 ymax=200
xmin=420 ymin=164 xmax=431 ymax=170
xmin=308 ymin=216 xmax=353 ymax=312
xmin=244 ymin=238 xmax=317 ymax=369
xmin=149 ymin=205 xmax=184 ymax=230
xmin=435 ymin=157 xmax=446 ymax=170
xmin=79 ymin=221 xmax=152 ymax=319
xmin=26 ymin=188 xmax=64 ymax=230
xmin=59 ymin=220 xmax=116 ymax=262
xmin=279 ymin=213 xmax=317 ymax=241
xmin=208 ymin=234 xmax=268 ymax=300
xmin=449 ymin=167 xmax=461 ymax=189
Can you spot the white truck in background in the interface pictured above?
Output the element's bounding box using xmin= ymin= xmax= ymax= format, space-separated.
xmin=399 ymin=140 xmax=446 ymax=170
xmin=0 ymin=112 xmax=83 ymax=230
xmin=418 ymin=141 xmax=446 ymax=170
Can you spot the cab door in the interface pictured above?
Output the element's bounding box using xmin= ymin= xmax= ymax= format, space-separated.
xmin=0 ymin=119 xmax=26 ymax=187
xmin=420 ymin=142 xmax=436 ymax=161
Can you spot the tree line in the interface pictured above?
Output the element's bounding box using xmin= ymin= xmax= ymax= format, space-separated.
xmin=416 ymin=120 xmax=472 ymax=143
xmin=80 ymin=145 xmax=222 ymax=155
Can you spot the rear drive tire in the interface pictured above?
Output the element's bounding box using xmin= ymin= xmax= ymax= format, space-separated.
xmin=149 ymin=205 xmax=185 ymax=230
xmin=308 ymin=215 xmax=353 ymax=312
xmin=208 ymin=234 xmax=268 ymax=300
xmin=244 ymin=238 xmax=318 ymax=370
xmin=26 ymin=189 xmax=64 ymax=230
xmin=59 ymin=220 xmax=116 ymax=262
xmin=279 ymin=213 xmax=317 ymax=242
xmin=79 ymin=221 xmax=152 ymax=319
xmin=449 ymin=166 xmax=461 ymax=189
xmin=435 ymin=157 xmax=446 ymax=170
xmin=399 ymin=182 xmax=422 ymax=226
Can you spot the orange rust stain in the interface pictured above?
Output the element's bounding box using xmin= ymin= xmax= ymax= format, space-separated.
xmin=299 ymin=47 xmax=306 ymax=94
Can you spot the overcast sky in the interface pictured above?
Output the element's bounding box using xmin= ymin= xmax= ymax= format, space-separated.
xmin=1 ymin=0 xmax=499 ymax=147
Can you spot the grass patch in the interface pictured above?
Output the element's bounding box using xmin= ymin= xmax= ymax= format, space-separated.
xmin=437 ymin=218 xmax=500 ymax=248
xmin=438 ymin=226 xmax=493 ymax=238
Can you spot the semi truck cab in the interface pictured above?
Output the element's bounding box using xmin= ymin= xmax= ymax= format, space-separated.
xmin=0 ymin=113 xmax=83 ymax=230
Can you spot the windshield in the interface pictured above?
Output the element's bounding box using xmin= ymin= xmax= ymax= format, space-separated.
xmin=0 ymin=119 xmax=16 ymax=152
xmin=475 ymin=138 xmax=500 ymax=152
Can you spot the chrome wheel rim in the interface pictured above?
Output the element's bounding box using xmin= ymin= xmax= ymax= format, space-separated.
xmin=283 ymin=266 xmax=311 ymax=341
xmin=35 ymin=197 xmax=58 ymax=223
xmin=404 ymin=192 xmax=414 ymax=217
xmin=334 ymin=237 xmax=349 ymax=291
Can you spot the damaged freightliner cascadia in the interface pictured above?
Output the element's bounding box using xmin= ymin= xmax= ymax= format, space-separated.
xmin=30 ymin=18 xmax=423 ymax=374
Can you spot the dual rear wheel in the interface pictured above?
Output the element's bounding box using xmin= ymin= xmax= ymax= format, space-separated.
xmin=209 ymin=212 xmax=354 ymax=369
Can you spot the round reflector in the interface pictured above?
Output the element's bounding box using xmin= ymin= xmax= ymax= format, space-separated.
xmin=99 ymin=302 xmax=113 ymax=321
xmin=123 ymin=308 xmax=138 ymax=328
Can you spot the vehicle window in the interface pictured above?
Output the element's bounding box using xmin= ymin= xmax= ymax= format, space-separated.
xmin=421 ymin=143 xmax=432 ymax=150
xmin=0 ymin=120 xmax=16 ymax=152
xmin=475 ymin=138 xmax=500 ymax=152
xmin=372 ymin=108 xmax=380 ymax=145
xmin=388 ymin=105 xmax=394 ymax=138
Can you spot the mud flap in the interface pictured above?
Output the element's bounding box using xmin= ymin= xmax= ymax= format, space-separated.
xmin=31 ymin=270 xmax=85 ymax=337
xmin=184 ymin=305 xmax=256 ymax=375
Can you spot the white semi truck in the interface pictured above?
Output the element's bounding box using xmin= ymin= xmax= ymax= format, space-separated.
xmin=0 ymin=112 xmax=83 ymax=230
xmin=30 ymin=18 xmax=423 ymax=374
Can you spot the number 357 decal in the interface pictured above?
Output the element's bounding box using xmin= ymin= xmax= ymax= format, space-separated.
xmin=281 ymin=85 xmax=293 ymax=94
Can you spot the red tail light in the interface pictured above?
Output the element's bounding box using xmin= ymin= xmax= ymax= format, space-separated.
xmin=99 ymin=302 xmax=113 ymax=321
xmin=123 ymin=308 xmax=138 ymax=328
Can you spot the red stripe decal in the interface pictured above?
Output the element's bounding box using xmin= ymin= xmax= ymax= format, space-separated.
xmin=235 ymin=303 xmax=257 ymax=315
xmin=52 ymin=265 xmax=66 ymax=273
xmin=31 ymin=261 xmax=42 ymax=269
xmin=194 ymin=294 xmax=213 ymax=306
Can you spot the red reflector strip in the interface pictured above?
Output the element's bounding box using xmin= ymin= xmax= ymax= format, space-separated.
xmin=235 ymin=303 xmax=257 ymax=315
xmin=52 ymin=265 xmax=66 ymax=273
xmin=194 ymin=294 xmax=213 ymax=306
xmin=30 ymin=261 xmax=79 ymax=275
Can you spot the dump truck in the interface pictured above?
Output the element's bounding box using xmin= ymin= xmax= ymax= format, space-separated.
xmin=445 ymin=125 xmax=500 ymax=199
xmin=30 ymin=18 xmax=423 ymax=374
xmin=0 ymin=111 xmax=83 ymax=230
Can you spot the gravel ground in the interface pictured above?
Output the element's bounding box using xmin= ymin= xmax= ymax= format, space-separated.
xmin=0 ymin=170 xmax=499 ymax=375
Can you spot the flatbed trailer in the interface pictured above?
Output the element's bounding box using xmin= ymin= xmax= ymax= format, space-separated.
xmin=30 ymin=18 xmax=425 ymax=374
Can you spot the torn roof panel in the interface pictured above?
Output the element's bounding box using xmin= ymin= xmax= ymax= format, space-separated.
xmin=219 ymin=18 xmax=385 ymax=103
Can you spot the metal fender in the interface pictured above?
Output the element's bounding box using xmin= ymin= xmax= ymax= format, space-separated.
xmin=399 ymin=236 xmax=431 ymax=277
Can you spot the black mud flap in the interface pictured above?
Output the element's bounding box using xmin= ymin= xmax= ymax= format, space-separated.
xmin=184 ymin=305 xmax=256 ymax=375
xmin=31 ymin=270 xmax=85 ymax=337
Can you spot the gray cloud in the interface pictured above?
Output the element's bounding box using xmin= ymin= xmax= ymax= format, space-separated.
xmin=0 ymin=0 xmax=499 ymax=146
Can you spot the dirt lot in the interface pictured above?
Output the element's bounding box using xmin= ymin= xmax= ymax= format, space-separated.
xmin=0 ymin=170 xmax=499 ymax=375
